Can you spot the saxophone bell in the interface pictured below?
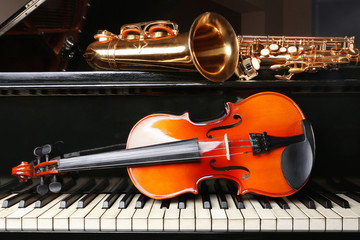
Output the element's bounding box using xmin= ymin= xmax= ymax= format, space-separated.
xmin=84 ymin=12 xmax=239 ymax=82
xmin=84 ymin=12 xmax=360 ymax=81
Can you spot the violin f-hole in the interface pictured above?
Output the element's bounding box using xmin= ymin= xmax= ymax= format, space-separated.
xmin=209 ymin=159 xmax=250 ymax=180
xmin=206 ymin=114 xmax=242 ymax=138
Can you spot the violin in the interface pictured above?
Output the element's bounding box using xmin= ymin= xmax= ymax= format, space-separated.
xmin=12 ymin=92 xmax=315 ymax=199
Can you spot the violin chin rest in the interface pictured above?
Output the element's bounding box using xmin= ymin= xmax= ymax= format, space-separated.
xmin=281 ymin=119 xmax=315 ymax=190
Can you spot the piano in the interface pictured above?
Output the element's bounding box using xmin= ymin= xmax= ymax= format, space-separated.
xmin=0 ymin=0 xmax=359 ymax=239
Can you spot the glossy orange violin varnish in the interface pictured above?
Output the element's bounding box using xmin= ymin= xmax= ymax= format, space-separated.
xmin=127 ymin=92 xmax=314 ymax=199
xmin=11 ymin=91 xmax=314 ymax=198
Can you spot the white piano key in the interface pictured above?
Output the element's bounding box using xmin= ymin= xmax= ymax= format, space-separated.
xmin=209 ymin=194 xmax=227 ymax=232
xmin=194 ymin=195 xmax=211 ymax=231
xmin=310 ymin=199 xmax=342 ymax=232
xmin=22 ymin=194 xmax=67 ymax=231
xmin=117 ymin=193 xmax=139 ymax=231
xmin=132 ymin=198 xmax=154 ymax=231
xmin=247 ymin=195 xmax=276 ymax=232
xmin=148 ymin=199 xmax=165 ymax=232
xmin=330 ymin=200 xmax=358 ymax=231
xmin=0 ymin=194 xmax=16 ymax=213
xmin=164 ymin=198 xmax=180 ymax=231
xmin=268 ymin=200 xmax=292 ymax=232
xmin=290 ymin=198 xmax=325 ymax=232
xmin=69 ymin=193 xmax=106 ymax=231
xmin=6 ymin=202 xmax=36 ymax=230
xmin=100 ymin=194 xmax=124 ymax=232
xmin=282 ymin=197 xmax=309 ymax=231
xmin=53 ymin=194 xmax=86 ymax=231
xmin=180 ymin=196 xmax=195 ymax=232
xmin=37 ymin=196 xmax=68 ymax=231
xmin=240 ymin=196 xmax=260 ymax=231
xmin=338 ymin=194 xmax=360 ymax=213
xmin=338 ymin=194 xmax=360 ymax=231
xmin=84 ymin=194 xmax=111 ymax=231
xmin=0 ymin=203 xmax=20 ymax=230
xmin=224 ymin=194 xmax=244 ymax=232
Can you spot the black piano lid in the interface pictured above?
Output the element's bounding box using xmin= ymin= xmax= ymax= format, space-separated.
xmin=0 ymin=69 xmax=359 ymax=90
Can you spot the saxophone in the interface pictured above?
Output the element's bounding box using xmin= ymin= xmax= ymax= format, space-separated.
xmin=84 ymin=12 xmax=359 ymax=82
xmin=237 ymin=35 xmax=359 ymax=80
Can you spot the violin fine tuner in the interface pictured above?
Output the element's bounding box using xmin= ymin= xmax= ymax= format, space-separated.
xmin=12 ymin=92 xmax=315 ymax=199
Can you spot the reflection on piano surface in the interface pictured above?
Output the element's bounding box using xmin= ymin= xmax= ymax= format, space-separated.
xmin=0 ymin=177 xmax=359 ymax=232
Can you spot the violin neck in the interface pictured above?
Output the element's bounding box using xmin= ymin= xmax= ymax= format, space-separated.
xmin=56 ymin=139 xmax=200 ymax=172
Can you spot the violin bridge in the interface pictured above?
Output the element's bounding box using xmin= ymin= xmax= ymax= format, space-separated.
xmin=224 ymin=133 xmax=231 ymax=160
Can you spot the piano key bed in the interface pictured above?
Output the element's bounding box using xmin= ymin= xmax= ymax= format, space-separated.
xmin=0 ymin=178 xmax=359 ymax=233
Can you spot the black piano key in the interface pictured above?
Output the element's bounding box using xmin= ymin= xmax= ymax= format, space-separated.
xmin=0 ymin=193 xmax=11 ymax=200
xmin=2 ymin=185 xmax=36 ymax=208
xmin=135 ymin=194 xmax=148 ymax=209
xmin=322 ymin=192 xmax=350 ymax=208
xmin=60 ymin=178 xmax=96 ymax=208
xmin=345 ymin=192 xmax=360 ymax=203
xmin=274 ymin=197 xmax=290 ymax=209
xmin=306 ymin=190 xmax=333 ymax=208
xmin=35 ymin=179 xmax=76 ymax=208
xmin=294 ymin=193 xmax=316 ymax=209
xmin=232 ymin=194 xmax=245 ymax=209
xmin=0 ymin=178 xmax=20 ymax=194
xmin=160 ymin=198 xmax=171 ymax=209
xmin=226 ymin=181 xmax=245 ymax=209
xmin=102 ymin=180 xmax=126 ymax=209
xmin=119 ymin=185 xmax=135 ymax=209
xmin=310 ymin=181 xmax=350 ymax=208
xmin=255 ymin=195 xmax=271 ymax=209
xmin=103 ymin=192 xmax=120 ymax=209
xmin=19 ymin=193 xmax=40 ymax=208
xmin=77 ymin=194 xmax=97 ymax=209
xmin=214 ymin=180 xmax=228 ymax=209
xmin=178 ymin=194 xmax=187 ymax=209
xmin=200 ymin=182 xmax=211 ymax=209
xmin=0 ymin=180 xmax=33 ymax=194
xmin=78 ymin=178 xmax=109 ymax=208
xmin=35 ymin=192 xmax=60 ymax=208
xmin=331 ymin=178 xmax=360 ymax=203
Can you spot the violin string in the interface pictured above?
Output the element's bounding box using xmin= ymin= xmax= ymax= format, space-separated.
xmin=200 ymin=136 xmax=256 ymax=143
xmin=201 ymin=151 xmax=254 ymax=159
xmin=201 ymin=145 xmax=256 ymax=152
xmin=135 ymin=150 xmax=256 ymax=166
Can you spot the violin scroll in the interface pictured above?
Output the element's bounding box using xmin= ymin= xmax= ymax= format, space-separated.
xmin=12 ymin=161 xmax=34 ymax=182
xmin=11 ymin=92 xmax=315 ymax=199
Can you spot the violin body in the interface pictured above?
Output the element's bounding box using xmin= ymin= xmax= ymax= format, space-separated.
xmin=12 ymin=91 xmax=314 ymax=198
xmin=127 ymin=92 xmax=314 ymax=199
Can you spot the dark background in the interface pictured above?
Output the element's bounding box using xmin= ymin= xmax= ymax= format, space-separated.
xmin=0 ymin=0 xmax=359 ymax=180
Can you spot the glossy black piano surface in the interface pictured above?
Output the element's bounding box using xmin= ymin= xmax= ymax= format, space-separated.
xmin=0 ymin=0 xmax=360 ymax=239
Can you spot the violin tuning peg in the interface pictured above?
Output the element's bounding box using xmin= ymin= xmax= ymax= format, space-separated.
xmin=49 ymin=175 xmax=62 ymax=193
xmin=34 ymin=144 xmax=52 ymax=157
xmin=49 ymin=182 xmax=62 ymax=193
xmin=36 ymin=183 xmax=49 ymax=195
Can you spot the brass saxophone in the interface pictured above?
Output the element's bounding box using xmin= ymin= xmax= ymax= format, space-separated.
xmin=84 ymin=12 xmax=359 ymax=82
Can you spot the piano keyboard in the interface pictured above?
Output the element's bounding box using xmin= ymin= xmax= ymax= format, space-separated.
xmin=0 ymin=178 xmax=359 ymax=232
